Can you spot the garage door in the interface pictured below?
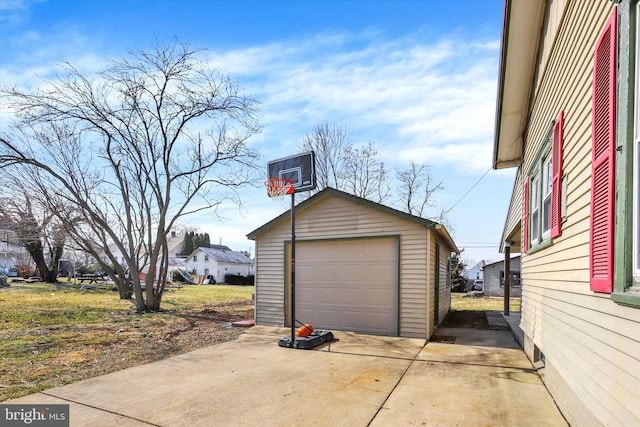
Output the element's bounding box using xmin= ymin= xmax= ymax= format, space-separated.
xmin=294 ymin=237 xmax=398 ymax=336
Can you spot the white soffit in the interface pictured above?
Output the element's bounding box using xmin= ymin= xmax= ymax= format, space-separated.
xmin=493 ymin=0 xmax=545 ymax=169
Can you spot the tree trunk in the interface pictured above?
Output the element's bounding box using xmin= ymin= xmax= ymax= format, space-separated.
xmin=25 ymin=241 xmax=53 ymax=282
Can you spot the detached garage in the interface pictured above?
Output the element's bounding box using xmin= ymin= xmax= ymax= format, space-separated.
xmin=247 ymin=187 xmax=459 ymax=339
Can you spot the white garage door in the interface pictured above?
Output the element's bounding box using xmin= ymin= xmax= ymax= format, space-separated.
xmin=294 ymin=237 xmax=398 ymax=336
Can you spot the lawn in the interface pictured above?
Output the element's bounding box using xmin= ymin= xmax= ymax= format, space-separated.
xmin=0 ymin=282 xmax=254 ymax=401
xmin=451 ymin=293 xmax=521 ymax=312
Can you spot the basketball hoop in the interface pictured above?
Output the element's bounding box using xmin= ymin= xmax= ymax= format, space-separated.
xmin=265 ymin=178 xmax=294 ymax=198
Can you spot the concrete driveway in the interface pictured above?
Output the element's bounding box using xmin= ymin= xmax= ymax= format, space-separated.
xmin=5 ymin=321 xmax=567 ymax=426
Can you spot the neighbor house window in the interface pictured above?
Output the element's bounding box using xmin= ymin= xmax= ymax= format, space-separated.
xmin=524 ymin=112 xmax=563 ymax=252
xmin=500 ymin=271 xmax=521 ymax=287
xmin=193 ymin=255 xmax=197 ymax=262
xmin=204 ymin=255 xmax=209 ymax=262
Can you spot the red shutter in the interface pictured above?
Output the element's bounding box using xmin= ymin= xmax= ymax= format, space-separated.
xmin=523 ymin=178 xmax=529 ymax=254
xmin=551 ymin=111 xmax=564 ymax=238
xmin=589 ymin=8 xmax=616 ymax=293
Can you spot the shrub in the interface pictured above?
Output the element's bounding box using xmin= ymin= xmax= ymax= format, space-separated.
xmin=224 ymin=274 xmax=254 ymax=286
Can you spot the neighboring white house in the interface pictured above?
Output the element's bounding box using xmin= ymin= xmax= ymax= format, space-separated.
xmin=482 ymin=256 xmax=521 ymax=298
xmin=184 ymin=246 xmax=253 ymax=282
xmin=465 ymin=260 xmax=487 ymax=281
xmin=0 ymin=220 xmax=31 ymax=275
xmin=107 ymin=230 xmax=184 ymax=267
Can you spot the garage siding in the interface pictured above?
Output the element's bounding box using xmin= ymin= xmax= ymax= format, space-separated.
xmin=251 ymin=191 xmax=457 ymax=339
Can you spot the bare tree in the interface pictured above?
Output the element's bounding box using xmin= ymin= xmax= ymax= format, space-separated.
xmin=301 ymin=122 xmax=350 ymax=191
xmin=344 ymin=142 xmax=390 ymax=203
xmin=0 ymin=182 xmax=66 ymax=282
xmin=0 ymin=41 xmax=260 ymax=312
xmin=300 ymin=123 xmax=389 ymax=202
xmin=396 ymin=161 xmax=444 ymax=218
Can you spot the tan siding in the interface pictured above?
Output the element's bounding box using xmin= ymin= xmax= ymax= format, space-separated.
xmin=252 ymin=193 xmax=455 ymax=339
xmin=437 ymin=240 xmax=451 ymax=325
xmin=502 ymin=167 xmax=524 ymax=245
xmin=514 ymin=1 xmax=640 ymax=425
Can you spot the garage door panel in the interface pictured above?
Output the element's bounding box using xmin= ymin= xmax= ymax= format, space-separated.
xmin=294 ymin=238 xmax=398 ymax=336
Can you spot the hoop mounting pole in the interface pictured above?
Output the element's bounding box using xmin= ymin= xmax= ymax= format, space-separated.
xmin=290 ymin=191 xmax=296 ymax=348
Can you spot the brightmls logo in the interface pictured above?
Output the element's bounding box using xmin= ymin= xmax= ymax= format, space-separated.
xmin=1 ymin=405 xmax=69 ymax=426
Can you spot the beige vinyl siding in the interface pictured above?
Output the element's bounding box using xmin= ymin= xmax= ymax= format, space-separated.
xmin=436 ymin=238 xmax=451 ymax=325
xmin=254 ymin=193 xmax=437 ymax=339
xmin=254 ymin=234 xmax=290 ymax=326
xmin=517 ymin=0 xmax=640 ymax=425
xmin=502 ymin=167 xmax=524 ymax=246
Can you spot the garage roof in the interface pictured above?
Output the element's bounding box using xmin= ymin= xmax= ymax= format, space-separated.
xmin=247 ymin=187 xmax=459 ymax=253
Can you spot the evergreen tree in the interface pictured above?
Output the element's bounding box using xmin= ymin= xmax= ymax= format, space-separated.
xmin=182 ymin=232 xmax=194 ymax=256
xmin=450 ymin=253 xmax=468 ymax=293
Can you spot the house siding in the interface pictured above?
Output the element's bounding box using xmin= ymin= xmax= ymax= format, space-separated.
xmin=513 ymin=1 xmax=640 ymax=425
xmin=435 ymin=237 xmax=451 ymax=325
xmin=484 ymin=257 xmax=521 ymax=298
xmin=184 ymin=248 xmax=253 ymax=282
xmin=252 ymin=191 xmax=455 ymax=339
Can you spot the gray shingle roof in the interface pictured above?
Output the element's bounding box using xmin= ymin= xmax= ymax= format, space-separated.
xmin=195 ymin=247 xmax=252 ymax=264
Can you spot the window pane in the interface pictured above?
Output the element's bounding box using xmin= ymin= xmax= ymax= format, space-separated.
xmin=543 ymin=194 xmax=551 ymax=233
xmin=542 ymin=157 xmax=552 ymax=235
xmin=532 ymin=210 xmax=539 ymax=241
xmin=531 ymin=175 xmax=540 ymax=242
xmin=544 ymin=157 xmax=552 ymax=195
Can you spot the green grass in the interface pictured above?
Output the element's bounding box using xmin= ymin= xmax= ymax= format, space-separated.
xmin=0 ymin=282 xmax=254 ymax=401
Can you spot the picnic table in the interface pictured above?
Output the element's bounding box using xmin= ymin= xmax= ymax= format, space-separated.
xmin=76 ymin=273 xmax=105 ymax=283
xmin=77 ymin=273 xmax=108 ymax=289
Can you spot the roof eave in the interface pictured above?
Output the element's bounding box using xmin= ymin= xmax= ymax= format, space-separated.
xmin=493 ymin=0 xmax=545 ymax=170
xmin=247 ymin=187 xmax=441 ymax=240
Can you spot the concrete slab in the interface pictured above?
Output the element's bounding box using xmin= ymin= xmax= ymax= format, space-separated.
xmin=5 ymin=325 xmax=567 ymax=426
xmin=371 ymin=346 xmax=567 ymax=427
xmin=7 ymin=326 xmax=423 ymax=427
xmin=432 ymin=326 xmax=522 ymax=349
xmin=417 ymin=342 xmax=534 ymax=370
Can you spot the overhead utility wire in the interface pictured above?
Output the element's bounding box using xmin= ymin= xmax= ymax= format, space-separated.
xmin=441 ymin=134 xmax=521 ymax=216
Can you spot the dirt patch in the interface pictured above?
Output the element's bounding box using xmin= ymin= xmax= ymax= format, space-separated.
xmin=441 ymin=310 xmax=489 ymax=329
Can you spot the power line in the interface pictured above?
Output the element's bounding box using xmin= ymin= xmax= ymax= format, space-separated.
xmin=441 ymin=166 xmax=493 ymax=215
xmin=442 ymin=134 xmax=522 ymax=215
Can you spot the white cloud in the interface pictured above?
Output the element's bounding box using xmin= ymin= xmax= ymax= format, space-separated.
xmin=202 ymin=30 xmax=500 ymax=171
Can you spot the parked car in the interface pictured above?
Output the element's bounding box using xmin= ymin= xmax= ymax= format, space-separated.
xmin=471 ymin=280 xmax=484 ymax=291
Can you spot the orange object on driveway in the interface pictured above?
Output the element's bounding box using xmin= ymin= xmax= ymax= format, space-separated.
xmin=296 ymin=323 xmax=314 ymax=337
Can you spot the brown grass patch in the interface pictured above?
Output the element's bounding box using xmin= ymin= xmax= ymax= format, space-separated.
xmin=0 ymin=292 xmax=254 ymax=401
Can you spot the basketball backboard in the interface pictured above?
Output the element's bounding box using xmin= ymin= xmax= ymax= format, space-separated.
xmin=267 ymin=151 xmax=316 ymax=193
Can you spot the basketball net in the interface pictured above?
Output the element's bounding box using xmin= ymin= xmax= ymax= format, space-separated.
xmin=265 ymin=178 xmax=294 ymax=198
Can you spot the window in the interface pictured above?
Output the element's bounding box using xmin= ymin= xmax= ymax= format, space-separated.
xmin=500 ymin=271 xmax=521 ymax=287
xmin=525 ymin=113 xmax=563 ymax=252
xmin=634 ymin=2 xmax=640 ymax=280
xmin=204 ymin=268 xmax=209 ymax=276
xmin=609 ymin=3 xmax=640 ymax=305
xmin=542 ymin=156 xmax=552 ymax=237
xmin=531 ymin=174 xmax=541 ymax=245
xmin=204 ymin=255 xmax=209 ymax=262
xmin=610 ymin=0 xmax=640 ymax=305
xmin=193 ymin=255 xmax=197 ymax=262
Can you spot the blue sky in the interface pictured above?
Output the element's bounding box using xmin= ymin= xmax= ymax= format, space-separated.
xmin=0 ymin=0 xmax=514 ymax=269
